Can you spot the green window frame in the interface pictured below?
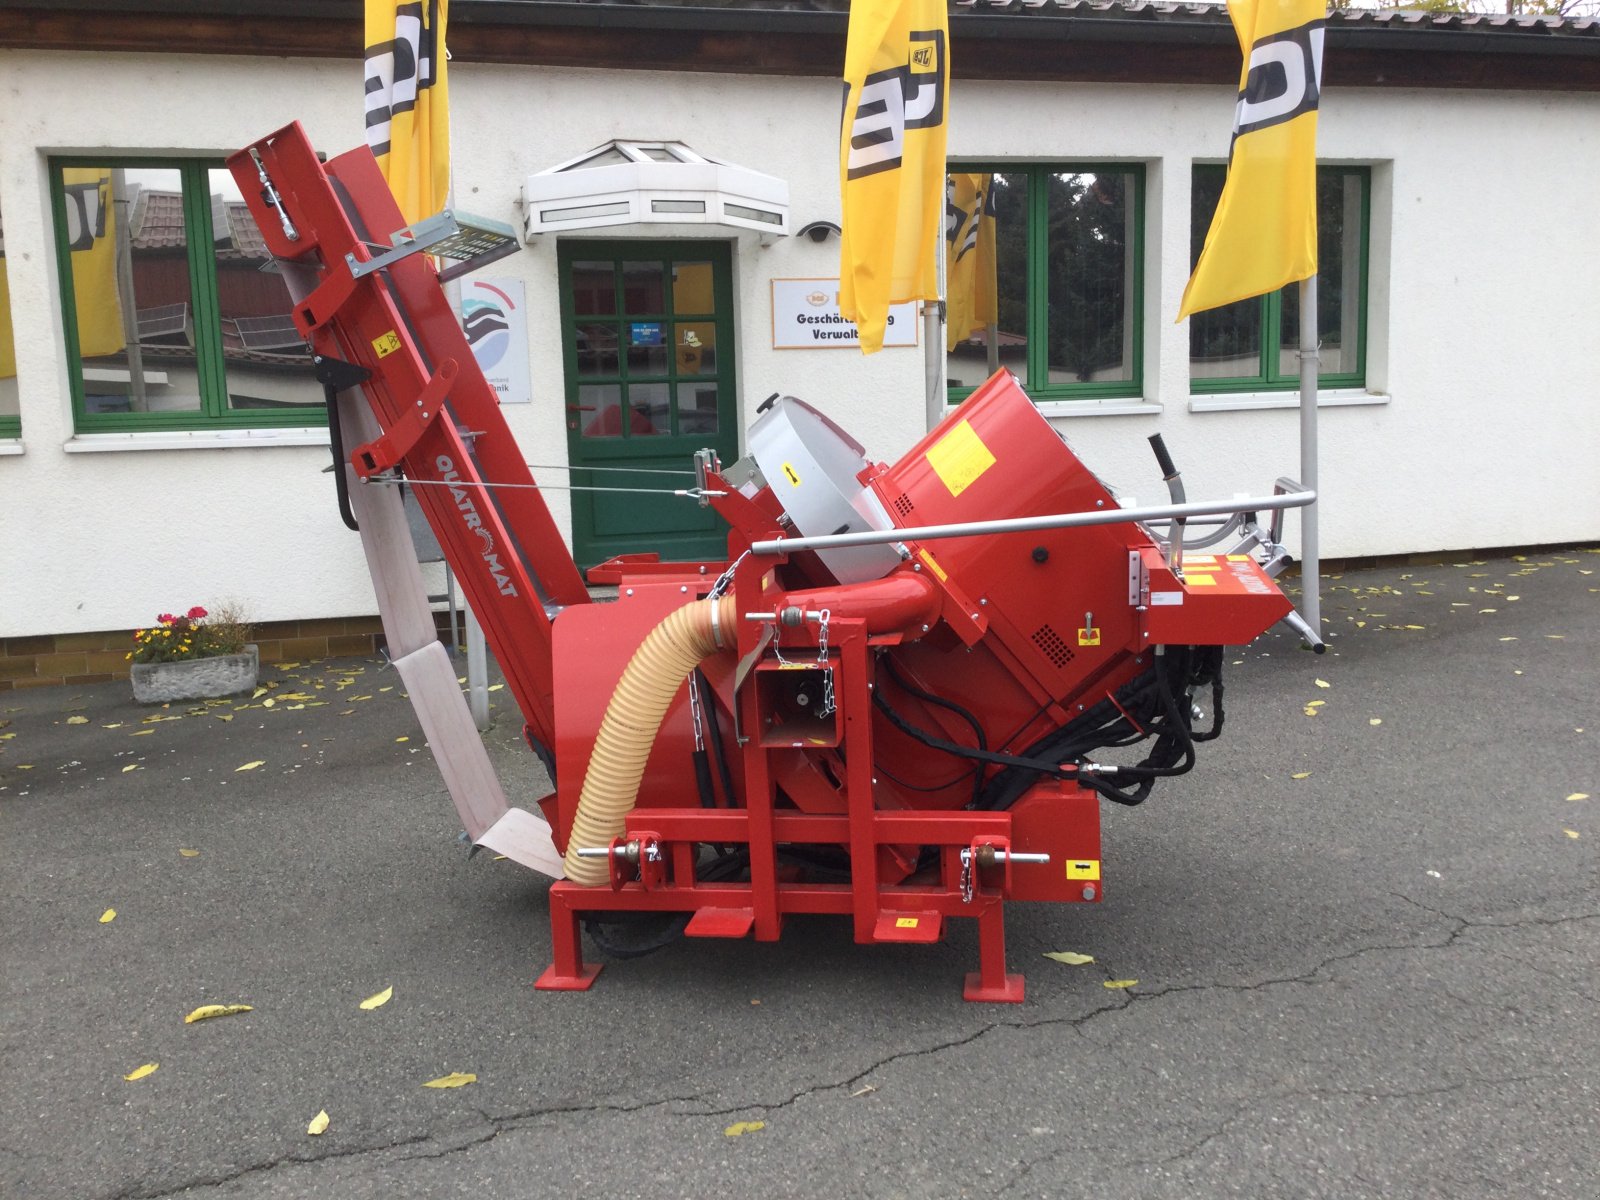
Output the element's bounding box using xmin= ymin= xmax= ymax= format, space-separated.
xmin=945 ymin=162 xmax=1145 ymax=405
xmin=1189 ymin=164 xmax=1370 ymax=393
xmin=50 ymin=157 xmax=326 ymax=433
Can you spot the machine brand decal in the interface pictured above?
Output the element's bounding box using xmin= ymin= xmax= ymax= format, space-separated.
xmin=925 ymin=420 xmax=996 ymax=498
xmin=895 ymin=917 xmax=920 ymax=929
xmin=372 ymin=330 xmax=403 ymax=358
xmin=1150 ymin=591 xmax=1184 ymax=607
xmin=1230 ymin=562 xmax=1276 ymax=595
xmin=916 ymin=548 xmax=948 ymax=581
xmin=1186 ymin=575 xmax=1218 ymax=587
xmin=1066 ymin=860 xmax=1101 ymax=881
xmin=1077 ymin=628 xmax=1101 ymax=647
xmin=434 ymin=454 xmax=518 ymax=597
xmin=1226 ymin=554 xmax=1252 ymax=561
xmin=781 ymin=462 xmax=802 ymax=487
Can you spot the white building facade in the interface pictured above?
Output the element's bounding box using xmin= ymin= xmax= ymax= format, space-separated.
xmin=1 ymin=1 xmax=1596 ymax=650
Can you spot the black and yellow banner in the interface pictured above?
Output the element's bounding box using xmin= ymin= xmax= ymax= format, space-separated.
xmin=838 ymin=0 xmax=948 ymax=354
xmin=364 ymin=0 xmax=450 ymax=226
xmin=1179 ymin=0 xmax=1325 ymax=320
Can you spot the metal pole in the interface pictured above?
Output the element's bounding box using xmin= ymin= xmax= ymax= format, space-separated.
xmin=924 ymin=186 xmax=948 ymax=432
xmin=465 ymin=601 xmax=490 ymax=731
xmin=750 ymin=489 xmax=1315 ymax=557
xmin=1297 ymin=274 xmax=1321 ymax=644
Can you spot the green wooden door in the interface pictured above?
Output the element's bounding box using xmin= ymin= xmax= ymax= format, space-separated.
xmin=559 ymin=242 xmax=739 ymax=569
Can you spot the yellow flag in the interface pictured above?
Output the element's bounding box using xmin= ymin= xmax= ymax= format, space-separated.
xmin=838 ymin=0 xmax=948 ymax=354
xmin=944 ymin=173 xmax=997 ymax=352
xmin=1177 ymin=0 xmax=1324 ymax=320
xmin=60 ymin=169 xmax=127 ymax=361
xmin=364 ymin=0 xmax=450 ymax=226
xmin=0 ymin=258 xmax=15 ymax=380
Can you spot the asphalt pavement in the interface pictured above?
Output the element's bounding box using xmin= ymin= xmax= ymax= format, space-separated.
xmin=1 ymin=547 xmax=1596 ymax=1200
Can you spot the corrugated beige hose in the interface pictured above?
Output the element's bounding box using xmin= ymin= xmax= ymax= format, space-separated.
xmin=563 ymin=595 xmax=739 ymax=885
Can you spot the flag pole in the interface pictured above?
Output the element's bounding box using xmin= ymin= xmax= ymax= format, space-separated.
xmin=1297 ymin=274 xmax=1321 ymax=644
xmin=924 ymin=195 xmax=947 ymax=432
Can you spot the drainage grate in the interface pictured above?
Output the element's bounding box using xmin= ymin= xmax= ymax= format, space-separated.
xmin=1031 ymin=624 xmax=1076 ymax=669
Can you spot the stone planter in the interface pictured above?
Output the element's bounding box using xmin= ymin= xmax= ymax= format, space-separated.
xmin=130 ymin=645 xmax=259 ymax=704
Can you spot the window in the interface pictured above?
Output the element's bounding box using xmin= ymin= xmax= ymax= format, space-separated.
xmin=1189 ymin=165 xmax=1370 ymax=392
xmin=945 ymin=164 xmax=1144 ymax=403
xmin=0 ymin=200 xmax=18 ymax=437
xmin=50 ymin=159 xmax=325 ymax=432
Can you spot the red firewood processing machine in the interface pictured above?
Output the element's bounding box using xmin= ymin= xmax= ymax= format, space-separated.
xmin=229 ymin=123 xmax=1315 ymax=1002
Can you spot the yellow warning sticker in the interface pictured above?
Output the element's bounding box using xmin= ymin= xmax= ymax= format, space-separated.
xmin=1182 ymin=561 xmax=1220 ymax=572
xmin=781 ymin=462 xmax=802 ymax=488
xmin=1185 ymin=575 xmax=1217 ymax=587
xmin=917 ymin=548 xmax=948 ymax=581
xmin=1077 ymin=628 xmax=1101 ymax=647
xmin=1227 ymin=554 xmax=1252 ymax=562
xmin=371 ymin=330 xmax=402 ymax=359
xmin=895 ymin=917 xmax=920 ymax=929
xmin=1066 ymin=860 xmax=1101 ymax=881
xmin=925 ymin=420 xmax=996 ymax=498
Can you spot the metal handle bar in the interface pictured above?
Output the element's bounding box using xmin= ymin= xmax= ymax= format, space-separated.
xmin=750 ymin=490 xmax=1316 ymax=558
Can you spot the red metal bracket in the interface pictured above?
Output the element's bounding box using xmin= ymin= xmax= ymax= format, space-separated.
xmin=349 ymin=357 xmax=458 ymax=479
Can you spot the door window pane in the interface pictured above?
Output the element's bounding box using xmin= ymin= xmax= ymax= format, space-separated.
xmin=626 ymin=321 xmax=668 ymax=374
xmin=676 ymin=382 xmax=719 ymax=436
xmin=0 ymin=198 xmax=16 ymax=429
xmin=571 ymin=261 xmax=615 ymax=315
xmin=629 ymin=382 xmax=670 ymax=436
xmin=675 ymin=322 xmax=715 ymax=375
xmin=671 ymin=261 xmax=714 ymax=315
xmin=1045 ymin=171 xmax=1135 ymax=385
xmin=620 ymin=260 xmax=665 ymax=313
xmin=1279 ymin=172 xmax=1365 ymax=376
xmin=575 ymin=323 xmax=619 ymax=377
xmin=576 ymin=383 xmax=621 ymax=437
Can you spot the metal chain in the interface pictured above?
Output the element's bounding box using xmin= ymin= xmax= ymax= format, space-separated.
xmin=815 ymin=608 xmax=835 ymax=717
xmin=959 ymin=848 xmax=974 ymax=904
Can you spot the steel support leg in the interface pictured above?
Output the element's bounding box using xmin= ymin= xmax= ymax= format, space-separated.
xmin=535 ymin=882 xmax=602 ymax=991
xmin=963 ymin=900 xmax=1024 ymax=1003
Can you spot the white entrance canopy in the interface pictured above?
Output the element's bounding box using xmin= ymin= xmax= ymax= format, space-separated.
xmin=522 ymin=139 xmax=789 ymax=244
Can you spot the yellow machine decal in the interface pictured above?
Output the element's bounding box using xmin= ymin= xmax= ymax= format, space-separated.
xmin=895 ymin=917 xmax=920 ymax=929
xmin=917 ymin=548 xmax=948 ymax=581
xmin=1066 ymin=859 xmax=1101 ymax=881
xmin=926 ymin=419 xmax=996 ymax=498
xmin=1186 ymin=574 xmax=1218 ymax=587
xmin=1077 ymin=628 xmax=1101 ymax=647
xmin=372 ymin=330 xmax=402 ymax=358
xmin=781 ymin=462 xmax=802 ymax=487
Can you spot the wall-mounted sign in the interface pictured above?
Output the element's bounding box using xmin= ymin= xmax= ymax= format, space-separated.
xmin=459 ymin=277 xmax=531 ymax=405
xmin=771 ymin=278 xmax=919 ymax=350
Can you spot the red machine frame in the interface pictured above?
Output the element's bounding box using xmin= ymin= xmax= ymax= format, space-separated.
xmin=228 ymin=123 xmax=1290 ymax=1003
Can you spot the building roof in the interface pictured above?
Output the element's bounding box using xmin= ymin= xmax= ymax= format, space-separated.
xmin=0 ymin=1 xmax=1595 ymax=89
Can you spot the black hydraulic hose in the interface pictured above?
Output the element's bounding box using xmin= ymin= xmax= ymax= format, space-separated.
xmin=872 ymin=689 xmax=1074 ymax=779
xmin=880 ymin=655 xmax=989 ymax=807
xmin=696 ymin=668 xmax=740 ymax=807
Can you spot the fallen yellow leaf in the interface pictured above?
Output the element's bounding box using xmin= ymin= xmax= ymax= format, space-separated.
xmin=359 ymin=986 xmax=393 ymax=1010
xmin=1042 ymin=951 xmax=1095 ymax=965
xmin=213 ymin=713 xmax=233 ymax=722
xmin=307 ymin=1110 xmax=330 ymax=1136
xmin=1291 ymin=772 xmax=1312 ymax=780
xmin=184 ymin=1003 xmax=253 ymax=1024
xmin=1564 ymin=830 xmax=1581 ymax=840
xmin=1568 ymin=793 xmax=1590 ymax=802
xmin=129 ymin=730 xmax=155 ymax=737
xmin=121 ymin=764 xmax=140 ymax=773
xmin=395 ymin=736 xmax=409 ymax=743
xmin=179 ymin=848 xmax=200 ymax=857
xmin=124 ymin=1063 xmax=159 ymax=1082
xmin=724 ymin=1121 xmax=766 ymax=1137
xmin=99 ymin=908 xmax=117 ymax=924
xmin=235 ymin=761 xmax=265 ymax=772
xmin=422 ymin=1072 xmax=476 ymax=1089
xmin=1369 ymin=718 xmax=1383 ymax=726
xmin=66 ymin=715 xmax=89 ymax=725
xmin=1103 ymin=979 xmax=1139 ymax=989
xmin=1314 ymin=679 xmax=1330 ymax=689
